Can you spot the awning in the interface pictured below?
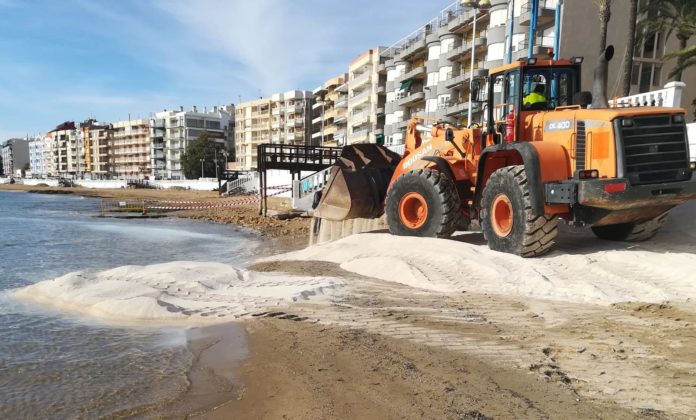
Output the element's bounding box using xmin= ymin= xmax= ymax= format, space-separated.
xmin=400 ymin=79 xmax=414 ymax=91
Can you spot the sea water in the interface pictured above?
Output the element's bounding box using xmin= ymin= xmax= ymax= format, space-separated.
xmin=0 ymin=191 xmax=261 ymax=417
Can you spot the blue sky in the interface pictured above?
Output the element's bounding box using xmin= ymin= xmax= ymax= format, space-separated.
xmin=0 ymin=0 xmax=449 ymax=139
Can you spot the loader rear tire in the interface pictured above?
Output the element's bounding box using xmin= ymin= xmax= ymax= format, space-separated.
xmin=386 ymin=169 xmax=461 ymax=238
xmin=481 ymin=165 xmax=558 ymax=257
xmin=591 ymin=212 xmax=668 ymax=242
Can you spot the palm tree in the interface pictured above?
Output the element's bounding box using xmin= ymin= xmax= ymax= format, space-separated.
xmin=620 ymin=0 xmax=639 ymax=96
xmin=595 ymin=0 xmax=612 ymax=52
xmin=638 ymin=0 xmax=696 ymax=81
xmin=592 ymin=0 xmax=612 ymax=107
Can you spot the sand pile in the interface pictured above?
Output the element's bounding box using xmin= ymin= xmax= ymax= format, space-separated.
xmin=12 ymin=261 xmax=344 ymax=324
xmin=270 ymin=232 xmax=696 ymax=305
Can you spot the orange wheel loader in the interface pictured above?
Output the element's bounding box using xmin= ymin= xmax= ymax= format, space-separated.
xmin=312 ymin=57 xmax=696 ymax=257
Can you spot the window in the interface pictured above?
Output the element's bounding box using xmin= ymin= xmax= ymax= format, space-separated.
xmin=521 ymin=68 xmax=579 ymax=110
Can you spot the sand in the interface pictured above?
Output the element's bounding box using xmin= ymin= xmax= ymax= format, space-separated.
xmin=8 ymin=184 xmax=696 ymax=417
xmin=270 ymin=202 xmax=696 ymax=306
xmin=12 ymin=261 xmax=344 ymax=325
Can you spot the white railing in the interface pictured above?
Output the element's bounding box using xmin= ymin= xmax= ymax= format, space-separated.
xmin=688 ymin=123 xmax=696 ymax=163
xmin=610 ymin=81 xmax=685 ymax=108
xmin=387 ymin=144 xmax=406 ymax=156
xmin=226 ymin=172 xmax=259 ymax=194
xmin=292 ymin=167 xmax=332 ymax=211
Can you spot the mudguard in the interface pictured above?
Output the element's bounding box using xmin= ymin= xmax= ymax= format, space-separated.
xmin=474 ymin=142 xmax=571 ymax=216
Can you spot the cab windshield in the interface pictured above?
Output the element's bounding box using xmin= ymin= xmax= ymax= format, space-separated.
xmin=521 ymin=67 xmax=579 ymax=111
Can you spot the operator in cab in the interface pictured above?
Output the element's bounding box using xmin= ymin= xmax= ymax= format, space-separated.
xmin=523 ymin=84 xmax=547 ymax=109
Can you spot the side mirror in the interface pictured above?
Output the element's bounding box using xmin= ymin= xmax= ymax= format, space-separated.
xmin=471 ymin=77 xmax=489 ymax=103
xmin=445 ymin=128 xmax=455 ymax=142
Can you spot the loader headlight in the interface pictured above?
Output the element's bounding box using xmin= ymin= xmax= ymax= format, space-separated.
xmin=690 ymin=162 xmax=696 ymax=170
xmin=621 ymin=118 xmax=634 ymax=127
xmin=673 ymin=114 xmax=685 ymax=124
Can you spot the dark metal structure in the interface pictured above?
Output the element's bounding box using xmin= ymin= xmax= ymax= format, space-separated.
xmin=257 ymin=143 xmax=342 ymax=216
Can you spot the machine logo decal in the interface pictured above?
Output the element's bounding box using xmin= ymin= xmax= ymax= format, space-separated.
xmin=545 ymin=119 xmax=573 ymax=131
xmin=402 ymin=144 xmax=433 ymax=169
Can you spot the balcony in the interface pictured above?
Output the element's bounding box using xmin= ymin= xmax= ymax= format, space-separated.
xmin=333 ymin=114 xmax=347 ymax=124
xmin=336 ymin=83 xmax=348 ymax=93
xmin=312 ymin=116 xmax=323 ymax=125
xmin=396 ymin=91 xmax=425 ymax=107
xmin=396 ymin=66 xmax=426 ymax=84
xmin=398 ymin=39 xmax=427 ymax=60
xmin=334 ymin=98 xmax=348 ymax=109
xmin=324 ymin=108 xmax=337 ymax=120
xmin=349 ymin=129 xmax=369 ymax=143
xmin=445 ymin=101 xmax=476 ymax=117
xmin=444 ymin=42 xmax=470 ymax=62
xmin=443 ymin=71 xmax=470 ymax=89
xmin=349 ymin=90 xmax=371 ymax=107
xmin=286 ymin=103 xmax=304 ymax=114
xmin=378 ymin=63 xmax=387 ymax=75
xmin=351 ymin=111 xmax=369 ymax=127
xmin=520 ymin=0 xmax=557 ymax=27
xmin=351 ymin=71 xmax=371 ymax=90
xmin=272 ymin=107 xmax=282 ymax=115
xmin=271 ymin=134 xmax=281 ymax=143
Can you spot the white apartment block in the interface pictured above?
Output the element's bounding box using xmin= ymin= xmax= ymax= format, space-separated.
xmin=311 ymin=74 xmax=348 ymax=147
xmin=382 ymin=0 xmax=558 ymax=146
xmin=111 ymin=119 xmax=151 ymax=179
xmin=1 ymin=138 xmax=29 ymax=177
xmin=235 ymin=90 xmax=313 ymax=171
xmin=150 ymin=105 xmax=234 ymax=180
xmin=28 ymin=135 xmax=46 ymax=177
xmin=347 ymin=48 xmax=386 ymax=145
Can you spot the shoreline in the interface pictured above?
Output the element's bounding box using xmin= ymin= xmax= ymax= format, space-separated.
xmin=0 ymin=184 xmax=311 ymax=251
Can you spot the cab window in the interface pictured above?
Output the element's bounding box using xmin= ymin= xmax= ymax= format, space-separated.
xmin=522 ymin=68 xmax=578 ymax=110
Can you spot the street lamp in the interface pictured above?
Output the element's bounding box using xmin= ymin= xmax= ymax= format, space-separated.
xmin=461 ymin=0 xmax=491 ymax=127
xmin=200 ymin=158 xmax=205 ymax=179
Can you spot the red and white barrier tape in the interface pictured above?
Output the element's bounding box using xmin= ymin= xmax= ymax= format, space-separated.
xmin=147 ymin=188 xmax=292 ymax=210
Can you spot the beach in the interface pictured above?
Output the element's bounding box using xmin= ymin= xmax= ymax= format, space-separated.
xmin=4 ymin=186 xmax=696 ymax=419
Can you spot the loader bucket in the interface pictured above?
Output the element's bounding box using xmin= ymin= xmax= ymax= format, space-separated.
xmin=313 ymin=144 xmax=402 ymax=221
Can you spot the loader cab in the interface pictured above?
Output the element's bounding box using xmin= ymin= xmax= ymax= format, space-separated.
xmin=484 ymin=59 xmax=582 ymax=144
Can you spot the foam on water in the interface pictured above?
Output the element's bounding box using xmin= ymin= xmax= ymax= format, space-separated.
xmin=83 ymin=222 xmax=230 ymax=242
xmin=12 ymin=261 xmax=345 ymax=325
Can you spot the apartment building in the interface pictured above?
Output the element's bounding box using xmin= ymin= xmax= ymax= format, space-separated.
xmin=235 ymin=90 xmax=313 ymax=170
xmin=311 ymin=74 xmax=348 ymax=147
xmin=1 ymin=138 xmax=29 ymax=177
xmin=382 ymin=0 xmax=544 ymax=145
xmin=150 ymin=106 xmax=234 ymax=180
xmin=28 ymin=135 xmax=46 ymax=177
xmin=111 ymin=119 xmax=151 ymax=179
xmin=347 ymin=48 xmax=386 ymax=145
xmin=80 ymin=119 xmax=113 ymax=179
xmin=45 ymin=122 xmax=79 ymax=177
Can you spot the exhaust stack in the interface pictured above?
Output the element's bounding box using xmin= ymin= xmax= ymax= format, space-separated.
xmin=592 ymin=45 xmax=614 ymax=108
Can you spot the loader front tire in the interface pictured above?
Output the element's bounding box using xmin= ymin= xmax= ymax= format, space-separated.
xmin=386 ymin=169 xmax=460 ymax=238
xmin=481 ymin=165 xmax=558 ymax=257
xmin=591 ymin=212 xmax=668 ymax=242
